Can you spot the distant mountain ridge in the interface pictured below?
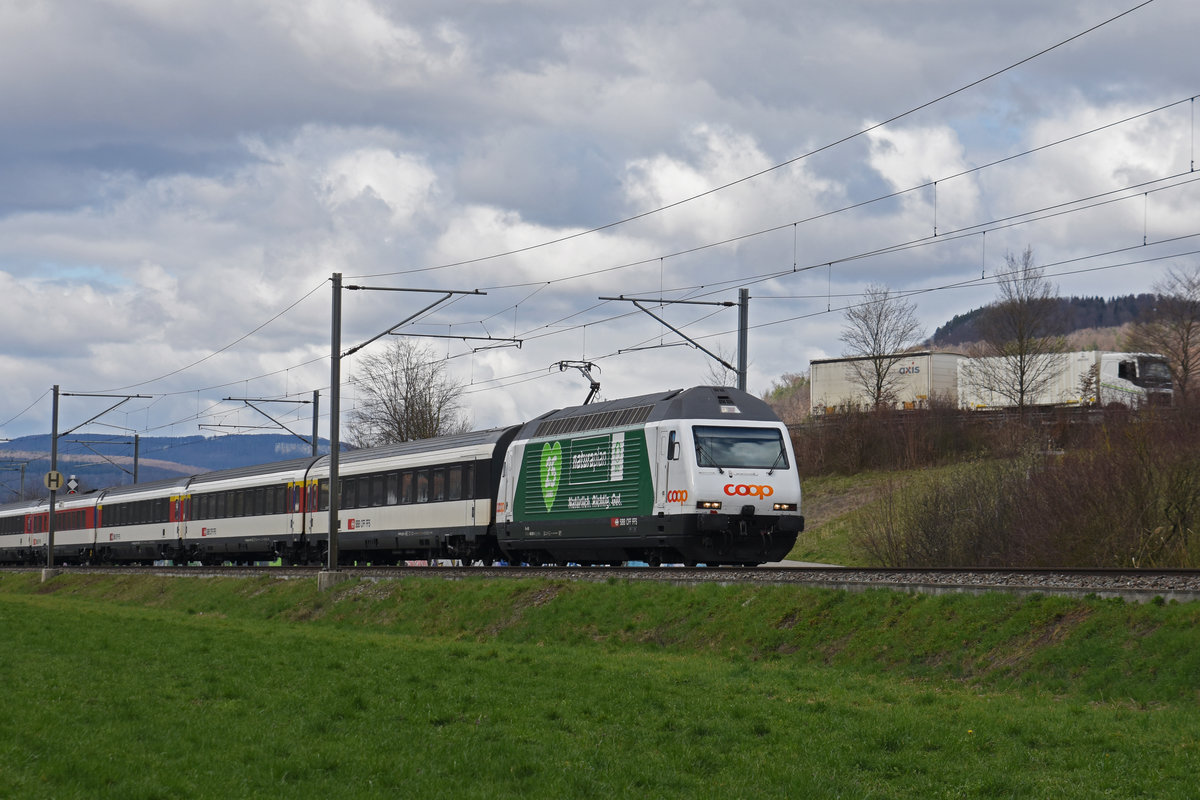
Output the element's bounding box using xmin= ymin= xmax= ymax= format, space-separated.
xmin=0 ymin=433 xmax=329 ymax=502
xmin=929 ymin=294 xmax=1157 ymax=348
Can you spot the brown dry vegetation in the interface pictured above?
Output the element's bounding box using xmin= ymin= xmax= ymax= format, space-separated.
xmin=791 ymin=406 xmax=1200 ymax=568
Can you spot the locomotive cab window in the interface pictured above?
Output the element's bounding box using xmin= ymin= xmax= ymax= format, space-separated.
xmin=692 ymin=426 xmax=790 ymax=470
xmin=667 ymin=430 xmax=680 ymax=460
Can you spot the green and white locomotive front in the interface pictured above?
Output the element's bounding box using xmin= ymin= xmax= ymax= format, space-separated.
xmin=497 ymin=386 xmax=803 ymax=566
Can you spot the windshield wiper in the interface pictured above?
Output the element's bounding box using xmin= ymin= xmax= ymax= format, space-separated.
xmin=767 ymin=449 xmax=786 ymax=475
xmin=695 ymin=442 xmax=725 ymax=474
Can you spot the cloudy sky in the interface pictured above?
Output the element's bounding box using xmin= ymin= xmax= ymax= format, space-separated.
xmin=2 ymin=0 xmax=1198 ymax=442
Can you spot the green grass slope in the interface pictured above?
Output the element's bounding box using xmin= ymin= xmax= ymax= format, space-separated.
xmin=1 ymin=573 xmax=1198 ymax=798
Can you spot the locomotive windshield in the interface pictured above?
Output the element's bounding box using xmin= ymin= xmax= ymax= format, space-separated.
xmin=692 ymin=426 xmax=790 ymax=470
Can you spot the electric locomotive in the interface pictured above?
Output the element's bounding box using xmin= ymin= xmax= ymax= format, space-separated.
xmin=497 ymin=386 xmax=804 ymax=566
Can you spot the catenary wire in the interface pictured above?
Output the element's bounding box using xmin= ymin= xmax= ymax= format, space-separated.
xmin=346 ymin=1 xmax=1156 ymax=281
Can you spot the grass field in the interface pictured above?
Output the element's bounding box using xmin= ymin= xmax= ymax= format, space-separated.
xmin=2 ymin=572 xmax=1198 ymax=798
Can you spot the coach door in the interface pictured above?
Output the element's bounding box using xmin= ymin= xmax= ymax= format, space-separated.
xmin=655 ymin=428 xmax=679 ymax=513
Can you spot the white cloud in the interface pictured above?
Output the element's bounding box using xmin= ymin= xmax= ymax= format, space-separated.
xmin=2 ymin=0 xmax=1199 ymax=439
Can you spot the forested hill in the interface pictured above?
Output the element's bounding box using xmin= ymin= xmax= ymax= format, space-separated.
xmin=930 ymin=294 xmax=1157 ymax=347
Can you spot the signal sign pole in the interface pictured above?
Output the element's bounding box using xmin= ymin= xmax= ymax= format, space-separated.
xmin=47 ymin=385 xmax=59 ymax=568
xmin=44 ymin=387 xmax=152 ymax=573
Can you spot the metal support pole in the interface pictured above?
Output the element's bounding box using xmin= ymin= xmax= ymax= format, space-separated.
xmin=737 ymin=288 xmax=749 ymax=391
xmin=311 ymin=390 xmax=320 ymax=457
xmin=48 ymin=385 xmax=59 ymax=568
xmin=327 ymin=273 xmax=341 ymax=571
xmin=133 ymin=433 xmax=140 ymax=484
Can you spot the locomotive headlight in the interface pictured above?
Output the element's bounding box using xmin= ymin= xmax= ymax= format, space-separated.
xmin=773 ymin=502 xmax=798 ymax=512
xmin=696 ymin=500 xmax=722 ymax=510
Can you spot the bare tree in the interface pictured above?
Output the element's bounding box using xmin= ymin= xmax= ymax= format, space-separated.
xmin=702 ymin=342 xmax=739 ymax=387
xmin=839 ymin=283 xmax=925 ymax=408
xmin=1125 ymin=265 xmax=1200 ymax=408
xmin=762 ymin=371 xmax=810 ymax=423
xmin=347 ymin=339 xmax=471 ymax=447
xmin=962 ymin=246 xmax=1065 ymax=412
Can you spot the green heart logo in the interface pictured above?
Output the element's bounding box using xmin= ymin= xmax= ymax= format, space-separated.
xmin=540 ymin=441 xmax=562 ymax=512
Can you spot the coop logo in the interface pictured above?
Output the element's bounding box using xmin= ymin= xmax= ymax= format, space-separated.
xmin=666 ymin=489 xmax=689 ymax=503
xmin=724 ymin=483 xmax=774 ymax=499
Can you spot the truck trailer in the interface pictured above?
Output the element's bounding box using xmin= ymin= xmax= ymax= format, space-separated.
xmin=809 ymin=351 xmax=964 ymax=413
xmin=957 ymin=351 xmax=1172 ymax=410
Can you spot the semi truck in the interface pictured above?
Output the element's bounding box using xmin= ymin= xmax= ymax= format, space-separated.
xmin=957 ymin=351 xmax=1172 ymax=410
xmin=809 ymin=352 xmax=964 ymax=413
xmin=807 ymin=350 xmax=1173 ymax=412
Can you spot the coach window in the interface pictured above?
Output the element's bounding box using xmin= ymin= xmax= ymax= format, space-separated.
xmin=416 ymin=469 xmax=430 ymax=503
xmin=342 ymin=478 xmax=357 ymax=509
xmin=386 ymin=472 xmax=399 ymax=505
xmin=371 ymin=474 xmax=385 ymax=507
xmin=447 ymin=465 xmax=462 ymax=501
xmin=358 ymin=476 xmax=371 ymax=508
xmin=401 ymin=471 xmax=414 ymax=504
xmin=317 ymin=479 xmax=329 ymax=512
xmin=432 ymin=468 xmax=446 ymax=502
xmin=464 ymin=463 xmax=476 ymax=499
xmin=264 ymin=487 xmax=275 ymax=516
xmin=465 ymin=460 xmax=480 ymax=496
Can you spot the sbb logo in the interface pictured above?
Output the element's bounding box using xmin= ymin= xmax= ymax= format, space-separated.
xmin=724 ymin=483 xmax=774 ymax=499
xmin=666 ymin=489 xmax=689 ymax=503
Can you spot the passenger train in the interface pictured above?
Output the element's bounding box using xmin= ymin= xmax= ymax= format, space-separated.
xmin=0 ymin=386 xmax=804 ymax=567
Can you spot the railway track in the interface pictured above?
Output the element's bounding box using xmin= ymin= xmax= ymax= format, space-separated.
xmin=7 ymin=563 xmax=1200 ymax=604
